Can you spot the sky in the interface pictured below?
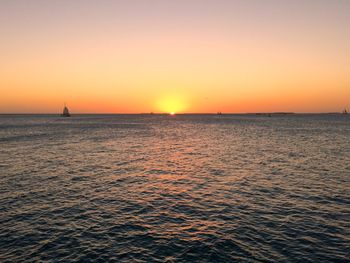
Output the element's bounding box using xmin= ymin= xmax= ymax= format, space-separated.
xmin=0 ymin=0 xmax=349 ymax=113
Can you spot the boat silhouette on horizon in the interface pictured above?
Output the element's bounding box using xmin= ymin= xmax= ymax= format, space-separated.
xmin=62 ymin=104 xmax=71 ymax=117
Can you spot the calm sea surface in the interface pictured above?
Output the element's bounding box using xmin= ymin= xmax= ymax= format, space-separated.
xmin=0 ymin=114 xmax=349 ymax=262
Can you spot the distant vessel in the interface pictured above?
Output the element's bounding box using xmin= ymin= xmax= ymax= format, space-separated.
xmin=343 ymin=109 xmax=348 ymax=114
xmin=217 ymin=112 xmax=222 ymax=115
xmin=62 ymin=104 xmax=71 ymax=117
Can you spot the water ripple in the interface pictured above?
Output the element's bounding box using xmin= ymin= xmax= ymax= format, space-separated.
xmin=0 ymin=114 xmax=349 ymax=262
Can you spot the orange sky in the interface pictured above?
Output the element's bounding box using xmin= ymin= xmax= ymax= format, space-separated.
xmin=1 ymin=0 xmax=349 ymax=113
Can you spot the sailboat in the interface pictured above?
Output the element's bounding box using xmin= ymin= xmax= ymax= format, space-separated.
xmin=343 ymin=109 xmax=348 ymax=114
xmin=62 ymin=104 xmax=71 ymax=117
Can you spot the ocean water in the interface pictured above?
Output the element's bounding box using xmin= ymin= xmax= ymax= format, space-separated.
xmin=0 ymin=114 xmax=349 ymax=262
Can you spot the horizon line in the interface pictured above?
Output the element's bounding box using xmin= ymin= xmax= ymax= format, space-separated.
xmin=0 ymin=112 xmax=347 ymax=115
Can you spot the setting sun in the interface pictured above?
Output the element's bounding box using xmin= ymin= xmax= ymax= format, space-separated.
xmin=156 ymin=94 xmax=188 ymax=114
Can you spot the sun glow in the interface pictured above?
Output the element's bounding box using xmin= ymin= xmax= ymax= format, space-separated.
xmin=156 ymin=94 xmax=188 ymax=114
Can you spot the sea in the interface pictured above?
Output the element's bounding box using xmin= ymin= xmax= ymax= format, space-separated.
xmin=0 ymin=114 xmax=349 ymax=262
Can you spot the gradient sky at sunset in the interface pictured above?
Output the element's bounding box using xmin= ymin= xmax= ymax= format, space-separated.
xmin=1 ymin=0 xmax=349 ymax=113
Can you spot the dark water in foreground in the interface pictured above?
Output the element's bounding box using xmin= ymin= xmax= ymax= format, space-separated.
xmin=0 ymin=114 xmax=349 ymax=262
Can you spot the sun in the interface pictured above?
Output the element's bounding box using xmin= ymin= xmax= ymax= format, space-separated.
xmin=156 ymin=94 xmax=187 ymax=114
